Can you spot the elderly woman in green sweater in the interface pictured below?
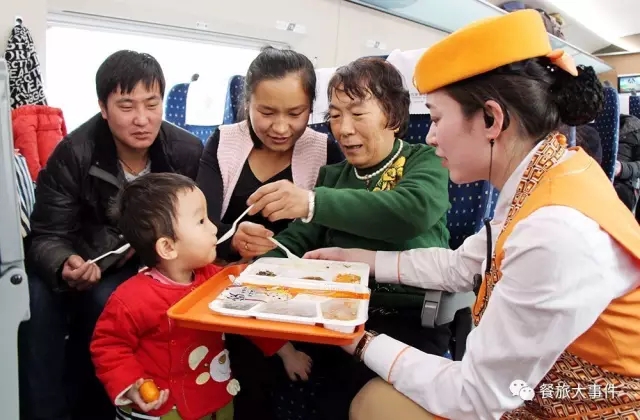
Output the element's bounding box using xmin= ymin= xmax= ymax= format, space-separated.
xmin=244 ymin=56 xmax=451 ymax=420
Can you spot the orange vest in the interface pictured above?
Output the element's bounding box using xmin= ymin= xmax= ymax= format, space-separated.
xmin=476 ymin=144 xmax=640 ymax=419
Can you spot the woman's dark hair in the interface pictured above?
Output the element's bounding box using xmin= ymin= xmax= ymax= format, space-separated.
xmin=326 ymin=57 xmax=410 ymax=138
xmin=110 ymin=173 xmax=197 ymax=268
xmin=243 ymin=46 xmax=316 ymax=148
xmin=444 ymin=57 xmax=604 ymax=143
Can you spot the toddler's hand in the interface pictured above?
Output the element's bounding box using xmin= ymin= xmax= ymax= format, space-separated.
xmin=277 ymin=342 xmax=312 ymax=381
xmin=125 ymin=378 xmax=170 ymax=412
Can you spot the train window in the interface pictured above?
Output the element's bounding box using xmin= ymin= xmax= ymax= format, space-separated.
xmin=46 ymin=23 xmax=261 ymax=131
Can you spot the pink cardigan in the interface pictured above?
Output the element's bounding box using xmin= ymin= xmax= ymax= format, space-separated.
xmin=217 ymin=121 xmax=328 ymax=219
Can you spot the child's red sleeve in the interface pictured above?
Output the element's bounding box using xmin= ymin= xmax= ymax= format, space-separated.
xmin=90 ymin=294 xmax=147 ymax=403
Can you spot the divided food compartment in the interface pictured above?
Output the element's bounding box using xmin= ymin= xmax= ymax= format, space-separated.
xmin=208 ymin=276 xmax=370 ymax=333
xmin=242 ymin=257 xmax=370 ymax=287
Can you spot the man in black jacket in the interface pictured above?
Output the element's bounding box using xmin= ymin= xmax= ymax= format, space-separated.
xmin=20 ymin=50 xmax=203 ymax=420
xmin=613 ymin=114 xmax=640 ymax=213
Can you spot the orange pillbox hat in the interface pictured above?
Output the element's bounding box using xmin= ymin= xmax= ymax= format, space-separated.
xmin=413 ymin=9 xmax=578 ymax=94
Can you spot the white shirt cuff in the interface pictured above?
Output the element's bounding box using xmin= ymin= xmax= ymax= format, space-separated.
xmin=301 ymin=191 xmax=315 ymax=223
xmin=374 ymin=251 xmax=401 ymax=284
xmin=363 ymin=334 xmax=410 ymax=382
xmin=114 ymin=384 xmax=134 ymax=406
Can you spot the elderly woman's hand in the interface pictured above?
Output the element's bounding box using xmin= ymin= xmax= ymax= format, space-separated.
xmin=247 ymin=180 xmax=310 ymax=222
xmin=231 ymin=222 xmax=277 ymax=259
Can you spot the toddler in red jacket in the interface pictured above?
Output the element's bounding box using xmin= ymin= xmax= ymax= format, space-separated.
xmin=91 ymin=173 xmax=312 ymax=420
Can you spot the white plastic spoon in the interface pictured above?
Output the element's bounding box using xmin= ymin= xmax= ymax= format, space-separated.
xmin=217 ymin=205 xmax=254 ymax=244
xmin=88 ymin=243 xmax=131 ymax=264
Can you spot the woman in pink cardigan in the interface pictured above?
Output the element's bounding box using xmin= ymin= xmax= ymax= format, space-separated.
xmin=195 ymin=46 xmax=342 ymax=420
xmin=197 ymin=46 xmax=343 ymax=264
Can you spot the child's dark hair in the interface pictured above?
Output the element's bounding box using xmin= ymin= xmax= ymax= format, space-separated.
xmin=110 ymin=173 xmax=197 ymax=267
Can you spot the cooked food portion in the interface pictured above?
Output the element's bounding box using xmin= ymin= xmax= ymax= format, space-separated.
xmin=256 ymin=270 xmax=277 ymax=277
xmin=321 ymin=299 xmax=359 ymax=321
xmin=259 ymin=301 xmax=317 ymax=318
xmin=302 ymin=276 xmax=325 ymax=281
xmin=221 ymin=301 xmax=259 ymax=311
xmin=333 ymin=273 xmax=361 ymax=284
xmin=264 ymin=287 xmax=293 ymax=301
xmin=222 ymin=285 xmax=270 ymax=302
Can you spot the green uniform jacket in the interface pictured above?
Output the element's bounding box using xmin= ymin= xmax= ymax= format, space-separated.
xmin=266 ymin=139 xmax=450 ymax=309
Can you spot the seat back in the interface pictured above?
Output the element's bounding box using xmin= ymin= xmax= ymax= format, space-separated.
xmin=448 ymin=182 xmax=498 ymax=250
xmin=184 ymin=125 xmax=216 ymax=143
xmin=567 ymin=126 xmax=576 ymax=147
xmin=386 ymin=48 xmax=428 ymax=116
xmin=590 ymin=86 xmax=620 ymax=181
xmin=165 ymin=82 xmax=217 ymax=143
xmin=404 ymin=114 xmax=430 ymax=144
xmin=223 ymin=75 xmax=245 ymax=125
xmin=630 ymin=95 xmax=640 ymax=120
xmin=164 ymin=83 xmax=189 ymax=128
xmin=308 ymin=122 xmax=331 ymax=135
xmin=403 ymin=115 xmax=498 ymax=249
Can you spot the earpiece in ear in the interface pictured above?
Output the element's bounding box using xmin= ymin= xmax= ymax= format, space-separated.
xmin=484 ymin=113 xmax=494 ymax=128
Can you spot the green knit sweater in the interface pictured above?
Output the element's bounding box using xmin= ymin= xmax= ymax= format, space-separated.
xmin=266 ymin=139 xmax=450 ymax=309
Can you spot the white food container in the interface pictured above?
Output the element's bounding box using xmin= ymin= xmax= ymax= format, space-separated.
xmin=242 ymin=257 xmax=371 ymax=287
xmin=208 ymin=274 xmax=370 ymax=333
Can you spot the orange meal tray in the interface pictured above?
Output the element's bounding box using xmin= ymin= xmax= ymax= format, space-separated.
xmin=167 ymin=264 xmax=364 ymax=346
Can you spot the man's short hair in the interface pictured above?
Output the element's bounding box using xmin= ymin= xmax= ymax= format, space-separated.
xmin=96 ymin=50 xmax=166 ymax=105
